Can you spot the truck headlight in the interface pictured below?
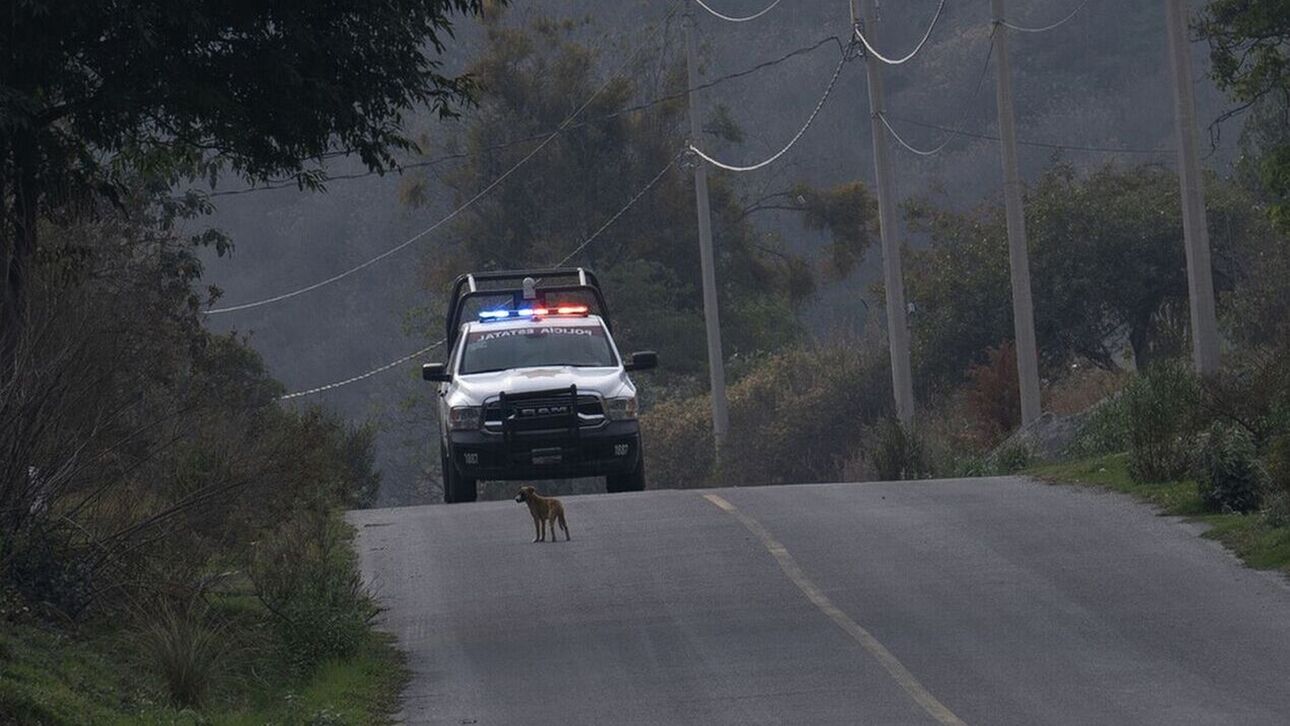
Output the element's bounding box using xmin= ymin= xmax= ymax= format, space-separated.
xmin=448 ymin=406 xmax=482 ymax=430
xmin=605 ymin=396 xmax=638 ymax=420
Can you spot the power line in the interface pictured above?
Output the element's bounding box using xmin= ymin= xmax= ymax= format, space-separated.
xmin=209 ymin=151 xmax=470 ymax=198
xmin=883 ymin=114 xmax=1176 ymax=155
xmin=880 ymin=28 xmax=999 ymax=157
xmin=688 ymin=47 xmax=851 ymax=173
xmin=603 ymin=36 xmax=845 ymax=122
xmin=279 ymin=342 xmax=445 ymax=401
xmin=556 ymin=153 xmax=682 ymax=266
xmin=691 ymin=0 xmax=782 ymax=23
xmin=999 ymin=0 xmax=1089 ymax=33
xmin=880 ymin=112 xmax=952 ymax=156
xmin=852 ymin=0 xmax=947 ymax=65
xmin=205 ymin=4 xmax=679 ymax=316
xmin=206 ymin=36 xmax=844 ymax=199
xmin=204 ymin=133 xmax=549 ymax=315
xmin=278 ymin=153 xmax=680 ymax=401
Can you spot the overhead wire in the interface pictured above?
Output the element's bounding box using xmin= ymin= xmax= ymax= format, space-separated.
xmin=853 ymin=0 xmax=947 ymax=65
xmin=879 ymin=27 xmax=999 ymax=156
xmin=999 ymin=0 xmax=1089 ymax=33
xmin=555 ymin=153 xmax=682 ymax=266
xmin=687 ymin=45 xmax=852 ymax=173
xmin=880 ymin=113 xmax=953 ymax=157
xmin=278 ymin=342 xmax=445 ymax=401
xmin=204 ymin=4 xmax=679 ymax=316
xmin=884 ymin=114 xmax=1175 ymax=155
xmin=879 ymin=3 xmax=1169 ymax=159
xmin=206 ymin=36 xmax=844 ymax=199
xmin=691 ymin=0 xmax=782 ymax=23
xmin=278 ymin=153 xmax=681 ymax=401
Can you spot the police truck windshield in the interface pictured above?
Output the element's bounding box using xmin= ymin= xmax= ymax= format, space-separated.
xmin=460 ymin=325 xmax=617 ymax=374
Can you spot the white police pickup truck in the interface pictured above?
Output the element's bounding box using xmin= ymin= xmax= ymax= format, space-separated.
xmin=422 ymin=269 xmax=657 ymax=503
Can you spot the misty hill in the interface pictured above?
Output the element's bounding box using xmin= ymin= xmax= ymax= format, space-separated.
xmin=196 ymin=0 xmax=1243 ymax=504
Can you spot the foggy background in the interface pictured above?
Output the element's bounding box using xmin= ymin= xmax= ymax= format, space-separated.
xmin=194 ymin=0 xmax=1240 ymax=505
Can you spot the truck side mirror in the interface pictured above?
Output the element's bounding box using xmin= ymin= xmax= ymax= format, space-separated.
xmin=624 ymin=351 xmax=658 ymax=372
xmin=422 ymin=363 xmax=451 ymax=382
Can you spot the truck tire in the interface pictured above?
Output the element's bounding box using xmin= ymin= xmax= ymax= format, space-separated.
xmin=606 ymin=456 xmax=646 ymax=493
xmin=441 ymin=448 xmax=477 ymax=503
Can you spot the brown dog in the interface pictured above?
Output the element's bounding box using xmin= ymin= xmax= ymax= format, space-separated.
xmin=514 ymin=486 xmax=570 ymax=542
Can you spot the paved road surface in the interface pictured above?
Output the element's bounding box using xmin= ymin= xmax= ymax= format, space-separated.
xmin=349 ymin=477 xmax=1290 ymax=725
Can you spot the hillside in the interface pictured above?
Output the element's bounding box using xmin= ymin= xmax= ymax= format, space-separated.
xmin=196 ymin=0 xmax=1244 ymax=504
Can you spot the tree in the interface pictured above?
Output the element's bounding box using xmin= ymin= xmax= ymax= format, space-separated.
xmin=1196 ymin=0 xmax=1290 ymax=231
xmin=403 ymin=15 xmax=876 ymax=377
xmin=0 ymin=0 xmax=493 ymax=364
xmin=900 ymin=163 xmax=1263 ymax=393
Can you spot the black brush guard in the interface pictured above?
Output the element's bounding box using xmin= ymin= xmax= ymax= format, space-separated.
xmin=498 ymin=385 xmax=582 ymax=467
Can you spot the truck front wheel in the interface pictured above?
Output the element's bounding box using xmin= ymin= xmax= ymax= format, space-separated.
xmin=606 ymin=456 xmax=645 ymax=493
xmin=441 ymin=448 xmax=477 ymax=503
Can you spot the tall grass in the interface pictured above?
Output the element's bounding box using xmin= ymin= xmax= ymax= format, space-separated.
xmin=140 ymin=599 xmax=227 ymax=708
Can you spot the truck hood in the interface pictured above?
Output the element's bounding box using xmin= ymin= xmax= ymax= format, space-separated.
xmin=451 ymin=366 xmax=633 ymax=403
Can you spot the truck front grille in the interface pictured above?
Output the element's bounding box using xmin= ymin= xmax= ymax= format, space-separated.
xmin=482 ymin=393 xmax=604 ymax=432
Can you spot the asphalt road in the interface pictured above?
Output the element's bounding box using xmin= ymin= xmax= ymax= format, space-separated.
xmin=349 ymin=477 xmax=1290 ymax=725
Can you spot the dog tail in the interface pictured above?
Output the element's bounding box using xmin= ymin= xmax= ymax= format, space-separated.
xmin=557 ymin=510 xmax=569 ymax=540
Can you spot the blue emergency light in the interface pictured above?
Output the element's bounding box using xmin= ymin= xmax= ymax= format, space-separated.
xmin=478 ymin=304 xmax=589 ymax=322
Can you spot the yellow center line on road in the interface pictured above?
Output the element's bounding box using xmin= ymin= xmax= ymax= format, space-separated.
xmin=703 ymin=493 xmax=967 ymax=726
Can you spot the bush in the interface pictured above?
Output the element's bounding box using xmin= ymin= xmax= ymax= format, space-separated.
xmin=1197 ymin=342 xmax=1290 ymax=445
xmin=1124 ymin=361 xmax=1200 ymax=483
xmin=642 ymin=340 xmax=892 ymax=488
xmin=140 ymin=599 xmax=227 ymax=708
xmin=639 ymin=394 xmax=715 ymax=489
xmin=964 ymin=340 xmax=1021 ymax=446
xmin=1068 ymin=394 xmax=1130 ymax=458
xmin=1263 ymin=491 xmax=1290 ymax=528
xmin=988 ymin=441 xmax=1034 ymax=474
xmin=251 ymin=513 xmax=378 ymax=672
xmin=1266 ymin=433 xmax=1290 ymax=495
xmin=1196 ymin=423 xmax=1265 ymax=514
xmin=871 ymin=419 xmax=930 ymax=481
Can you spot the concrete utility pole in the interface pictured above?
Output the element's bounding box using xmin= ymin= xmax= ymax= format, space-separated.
xmin=989 ymin=0 xmax=1042 ymax=425
xmin=855 ymin=0 xmax=915 ymax=428
xmin=1164 ymin=0 xmax=1221 ymax=374
xmin=684 ymin=5 xmax=731 ymax=453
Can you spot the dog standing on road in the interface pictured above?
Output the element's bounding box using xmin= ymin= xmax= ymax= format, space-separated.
xmin=514 ymin=486 xmax=570 ymax=542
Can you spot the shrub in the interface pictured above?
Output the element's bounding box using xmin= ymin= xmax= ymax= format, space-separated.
xmin=1263 ymin=491 xmax=1290 ymax=528
xmin=1068 ymin=394 xmax=1130 ymax=458
xmin=642 ymin=339 xmax=892 ymax=488
xmin=964 ymin=340 xmax=1021 ymax=446
xmin=871 ymin=419 xmax=930 ymax=481
xmin=3 ymin=533 xmax=94 ymax=619
xmin=1266 ymin=433 xmax=1290 ymax=495
xmin=988 ymin=441 xmax=1034 ymax=474
xmin=140 ymin=599 xmax=227 ymax=708
xmin=640 ymin=394 xmax=715 ymax=489
xmin=251 ymin=513 xmax=378 ymax=672
xmin=1196 ymin=423 xmax=1265 ymax=514
xmin=1124 ymin=361 xmax=1200 ymax=483
xmin=1197 ymin=342 xmax=1290 ymax=445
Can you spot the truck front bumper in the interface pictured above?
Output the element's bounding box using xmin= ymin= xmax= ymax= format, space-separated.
xmin=447 ymin=420 xmax=641 ymax=480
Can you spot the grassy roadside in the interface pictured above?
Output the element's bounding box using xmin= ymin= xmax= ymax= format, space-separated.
xmin=0 ymin=622 xmax=405 ymax=725
xmin=0 ymin=522 xmax=407 ymax=726
xmin=1028 ymin=454 xmax=1290 ymax=576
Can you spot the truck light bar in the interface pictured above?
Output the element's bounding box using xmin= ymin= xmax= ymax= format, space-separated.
xmin=479 ymin=304 xmax=589 ymax=321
